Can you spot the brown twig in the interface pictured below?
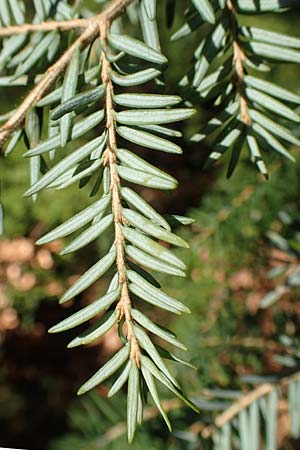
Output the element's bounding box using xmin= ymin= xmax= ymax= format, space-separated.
xmin=100 ymin=21 xmax=140 ymax=366
xmin=227 ymin=0 xmax=251 ymax=126
xmin=214 ymin=383 xmax=273 ymax=428
xmin=0 ymin=0 xmax=133 ymax=36
xmin=0 ymin=24 xmax=97 ymax=150
xmin=202 ymin=372 xmax=300 ymax=438
xmin=0 ymin=18 xmax=89 ymax=36
xmin=0 ymin=0 xmax=134 ymax=150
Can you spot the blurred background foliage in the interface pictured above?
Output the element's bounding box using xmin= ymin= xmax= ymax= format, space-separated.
xmin=1 ymin=1 xmax=300 ymax=449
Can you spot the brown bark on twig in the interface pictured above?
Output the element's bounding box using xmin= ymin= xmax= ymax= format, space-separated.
xmin=0 ymin=0 xmax=134 ymax=150
xmin=0 ymin=18 xmax=89 ymax=36
xmin=100 ymin=20 xmax=140 ymax=365
xmin=202 ymin=372 xmax=300 ymax=438
xmin=227 ymin=0 xmax=251 ymax=126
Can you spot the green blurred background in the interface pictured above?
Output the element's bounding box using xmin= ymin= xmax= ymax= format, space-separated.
xmin=1 ymin=1 xmax=300 ymax=449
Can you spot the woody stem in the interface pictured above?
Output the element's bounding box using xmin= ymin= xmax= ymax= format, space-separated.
xmin=227 ymin=0 xmax=251 ymax=126
xmin=100 ymin=21 xmax=140 ymax=365
xmin=0 ymin=0 xmax=134 ymax=150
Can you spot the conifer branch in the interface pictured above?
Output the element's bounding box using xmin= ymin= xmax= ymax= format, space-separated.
xmin=6 ymin=1 xmax=196 ymax=435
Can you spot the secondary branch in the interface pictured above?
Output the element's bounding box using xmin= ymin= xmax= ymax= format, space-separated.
xmin=202 ymin=372 xmax=300 ymax=437
xmin=0 ymin=0 xmax=134 ymax=150
xmin=0 ymin=18 xmax=89 ymax=36
xmin=0 ymin=0 xmax=133 ymax=36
